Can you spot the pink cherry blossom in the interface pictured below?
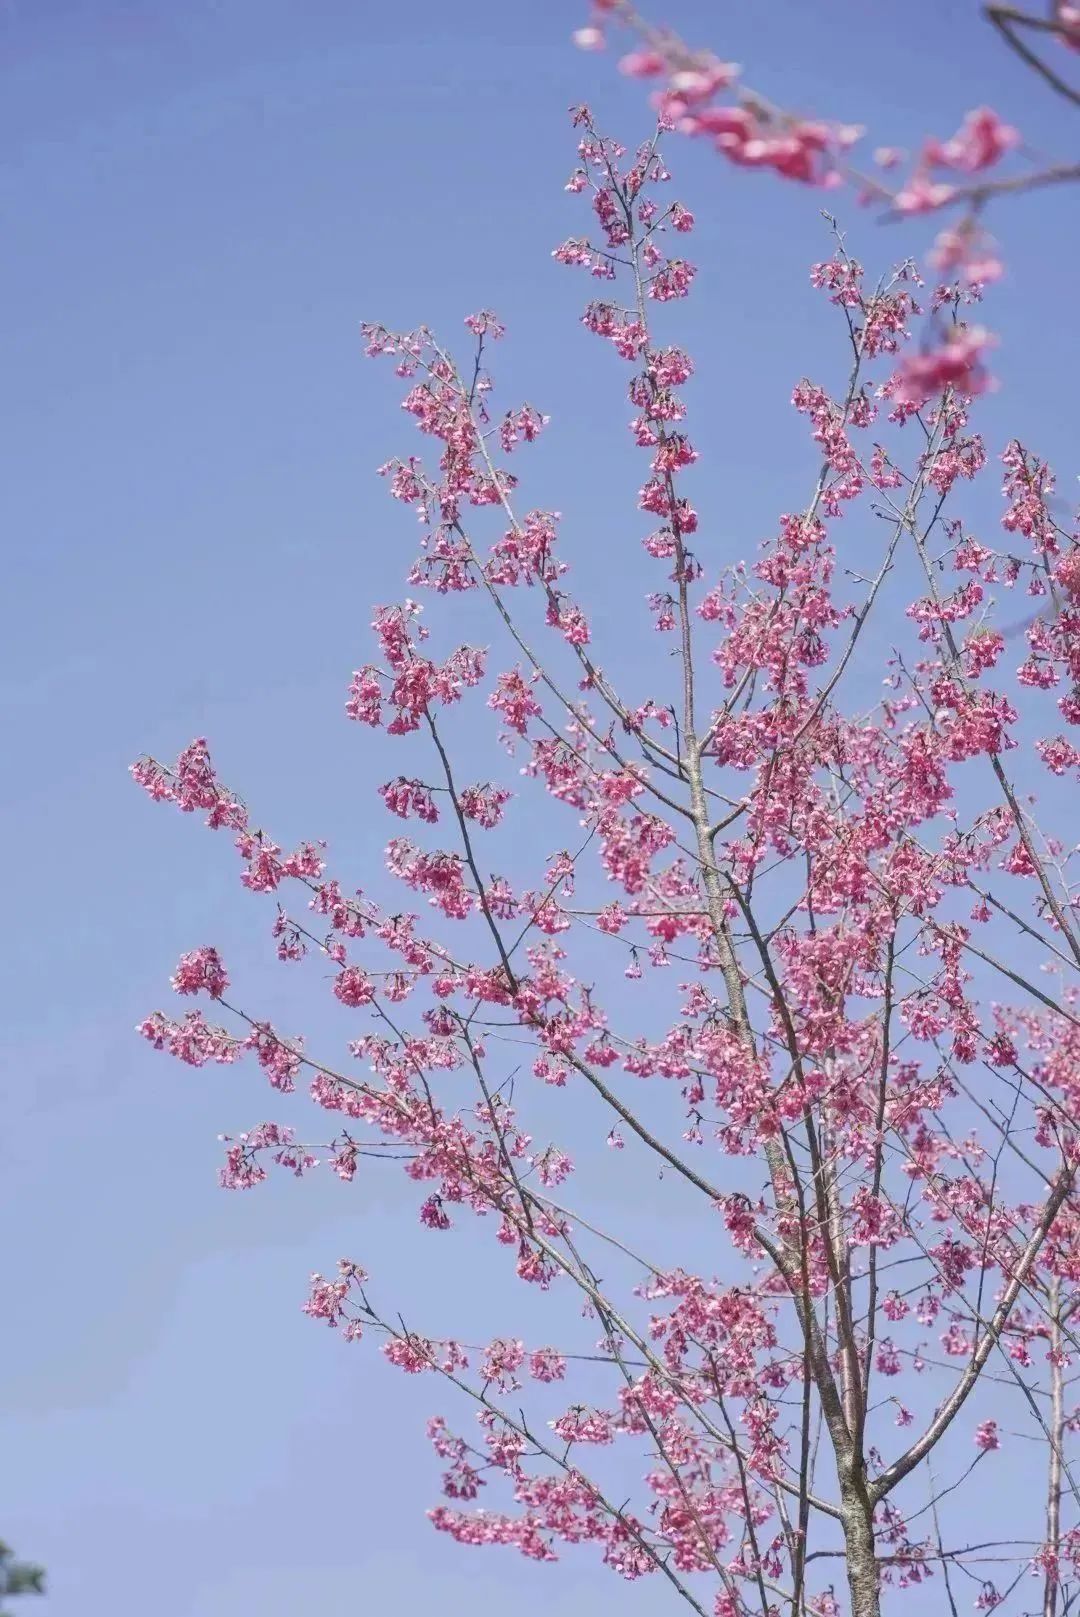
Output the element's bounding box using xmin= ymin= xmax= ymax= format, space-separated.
xmin=170 ymin=946 xmax=229 ymax=1000
xmin=895 ymin=326 xmax=993 ymax=404
xmin=974 ymin=1418 xmax=1001 ymax=1452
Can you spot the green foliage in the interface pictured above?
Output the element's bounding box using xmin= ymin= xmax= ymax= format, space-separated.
xmin=0 ymin=1541 xmax=45 ymax=1614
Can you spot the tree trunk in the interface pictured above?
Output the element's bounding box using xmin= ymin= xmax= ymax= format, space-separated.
xmin=1044 ymin=1281 xmax=1063 ymax=1617
xmin=842 ymin=1489 xmax=881 ymax=1617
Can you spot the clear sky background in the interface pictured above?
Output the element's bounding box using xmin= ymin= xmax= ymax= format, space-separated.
xmin=2 ymin=3 xmax=1079 ymax=1614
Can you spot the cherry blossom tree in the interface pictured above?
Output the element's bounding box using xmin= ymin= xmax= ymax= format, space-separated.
xmin=133 ymin=43 xmax=1080 ymax=1617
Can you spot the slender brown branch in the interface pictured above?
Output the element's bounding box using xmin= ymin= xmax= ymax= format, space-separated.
xmin=986 ymin=4 xmax=1080 ymax=107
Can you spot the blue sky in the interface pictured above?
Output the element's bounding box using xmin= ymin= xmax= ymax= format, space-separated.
xmin=2 ymin=2 xmax=1079 ymax=1613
